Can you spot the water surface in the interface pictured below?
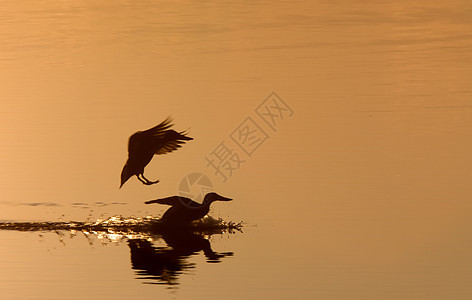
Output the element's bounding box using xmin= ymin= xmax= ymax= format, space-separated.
xmin=1 ymin=0 xmax=472 ymax=299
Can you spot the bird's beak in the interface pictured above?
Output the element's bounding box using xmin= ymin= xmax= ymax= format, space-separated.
xmin=218 ymin=196 xmax=232 ymax=201
xmin=145 ymin=199 xmax=159 ymax=204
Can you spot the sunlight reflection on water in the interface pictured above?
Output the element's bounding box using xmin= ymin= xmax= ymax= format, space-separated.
xmin=0 ymin=214 xmax=242 ymax=287
xmin=1 ymin=0 xmax=472 ymax=299
xmin=0 ymin=215 xmax=242 ymax=236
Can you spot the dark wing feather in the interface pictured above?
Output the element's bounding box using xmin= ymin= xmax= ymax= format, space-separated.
xmin=145 ymin=196 xmax=199 ymax=207
xmin=154 ymin=130 xmax=193 ymax=155
xmin=128 ymin=117 xmax=192 ymax=157
xmin=128 ymin=117 xmax=173 ymax=155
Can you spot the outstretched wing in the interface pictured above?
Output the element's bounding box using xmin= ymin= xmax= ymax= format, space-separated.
xmin=128 ymin=117 xmax=193 ymax=156
xmin=145 ymin=196 xmax=199 ymax=207
xmin=128 ymin=117 xmax=172 ymax=154
xmin=153 ymin=129 xmax=193 ymax=155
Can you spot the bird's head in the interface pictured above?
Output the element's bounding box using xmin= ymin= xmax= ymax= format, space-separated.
xmin=120 ymin=163 xmax=133 ymax=188
xmin=203 ymin=192 xmax=232 ymax=205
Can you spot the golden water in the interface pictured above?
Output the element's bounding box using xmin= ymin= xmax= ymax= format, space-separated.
xmin=1 ymin=0 xmax=472 ymax=299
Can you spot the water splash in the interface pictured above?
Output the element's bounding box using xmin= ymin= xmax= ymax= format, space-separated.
xmin=0 ymin=215 xmax=243 ymax=237
xmin=0 ymin=215 xmax=241 ymax=285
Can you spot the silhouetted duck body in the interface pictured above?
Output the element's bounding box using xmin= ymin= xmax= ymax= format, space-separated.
xmin=120 ymin=118 xmax=192 ymax=188
xmin=145 ymin=192 xmax=232 ymax=226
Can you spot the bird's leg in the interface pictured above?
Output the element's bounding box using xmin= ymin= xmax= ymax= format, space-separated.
xmin=136 ymin=174 xmax=148 ymax=185
xmin=140 ymin=173 xmax=160 ymax=185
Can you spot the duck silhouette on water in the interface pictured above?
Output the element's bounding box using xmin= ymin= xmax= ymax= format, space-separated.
xmin=120 ymin=118 xmax=192 ymax=188
xmin=145 ymin=192 xmax=232 ymax=226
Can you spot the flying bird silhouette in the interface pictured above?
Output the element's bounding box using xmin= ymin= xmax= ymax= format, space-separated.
xmin=145 ymin=192 xmax=232 ymax=226
xmin=120 ymin=118 xmax=193 ymax=188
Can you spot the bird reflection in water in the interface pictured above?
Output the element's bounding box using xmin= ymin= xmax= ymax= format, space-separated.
xmin=129 ymin=229 xmax=233 ymax=285
xmin=0 ymin=214 xmax=240 ymax=287
xmin=128 ymin=193 xmax=235 ymax=284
